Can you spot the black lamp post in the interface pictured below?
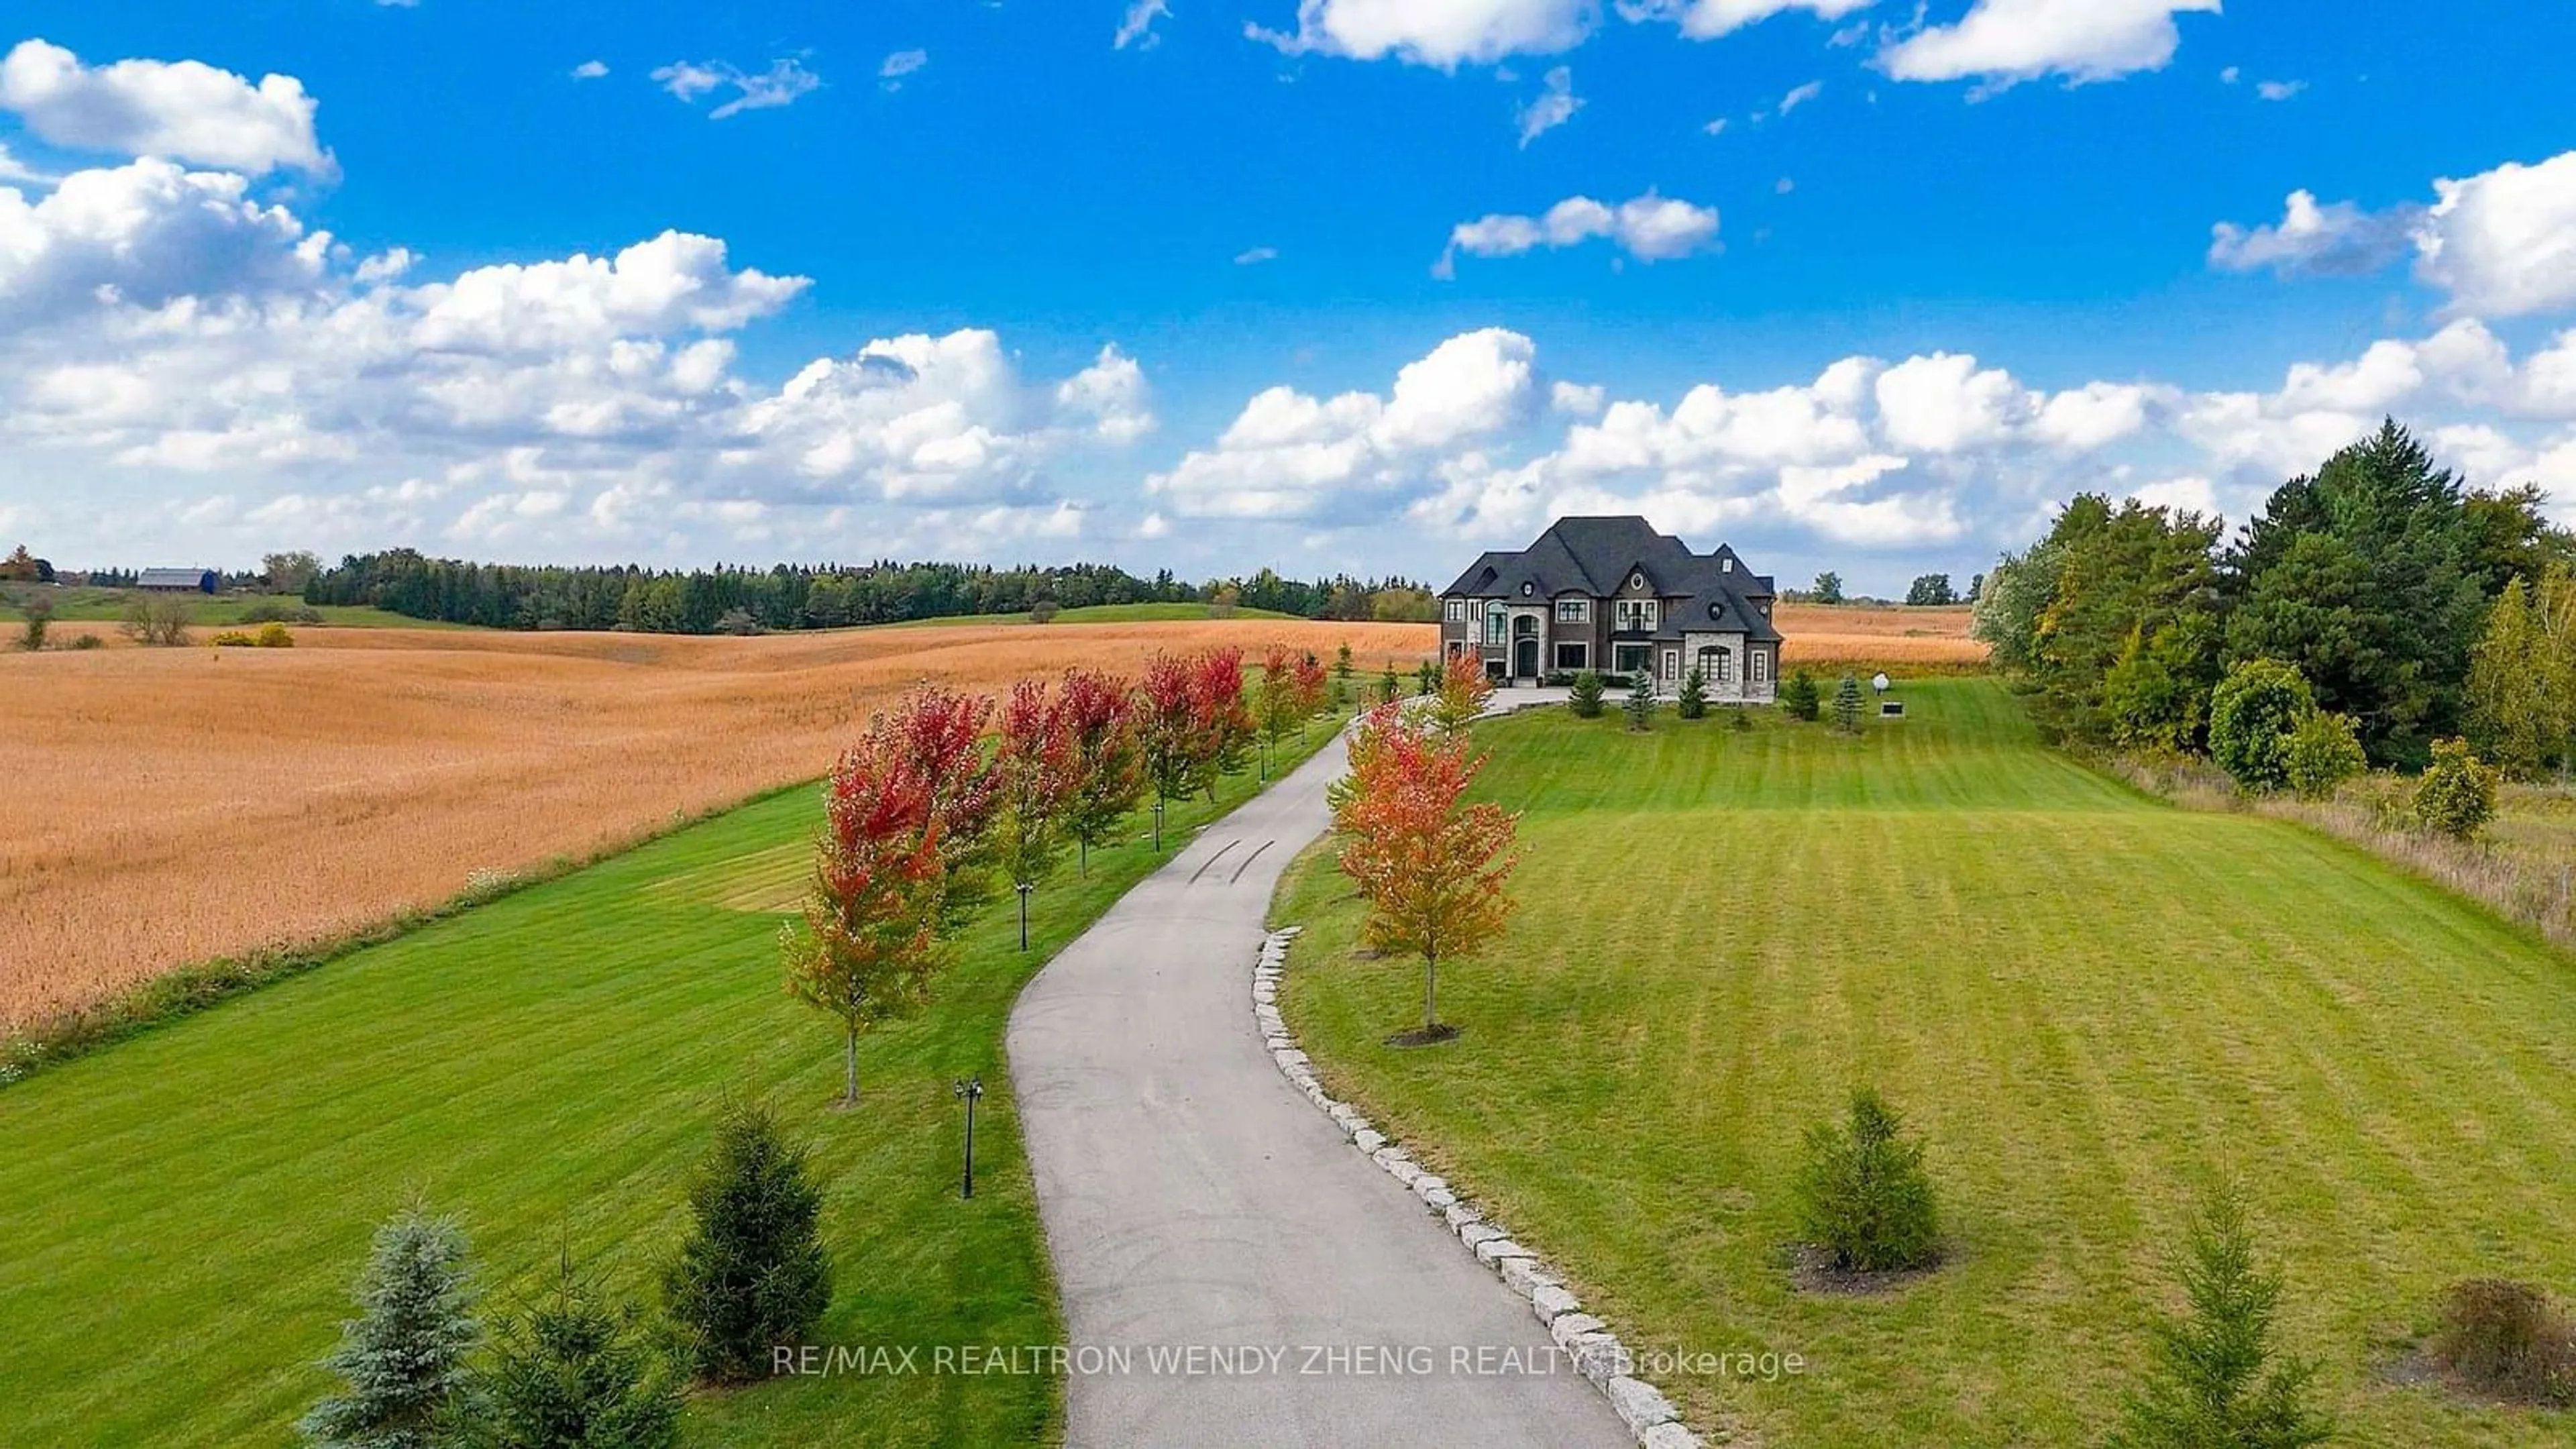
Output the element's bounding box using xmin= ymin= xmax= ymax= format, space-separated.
xmin=1151 ymin=798 xmax=1166 ymax=853
xmin=1015 ymin=881 xmax=1034 ymax=951
xmin=952 ymin=1077 xmax=983 ymax=1199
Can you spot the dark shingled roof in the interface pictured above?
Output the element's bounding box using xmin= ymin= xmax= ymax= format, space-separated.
xmin=1441 ymin=515 xmax=1782 ymax=643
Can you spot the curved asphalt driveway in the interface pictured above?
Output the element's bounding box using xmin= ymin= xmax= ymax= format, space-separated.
xmin=1007 ymin=729 xmax=1628 ymax=1448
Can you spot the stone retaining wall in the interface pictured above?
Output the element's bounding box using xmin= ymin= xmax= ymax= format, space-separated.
xmin=1254 ymin=926 xmax=1742 ymax=1448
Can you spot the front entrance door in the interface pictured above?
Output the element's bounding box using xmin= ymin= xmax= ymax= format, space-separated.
xmin=1514 ymin=636 xmax=1540 ymax=680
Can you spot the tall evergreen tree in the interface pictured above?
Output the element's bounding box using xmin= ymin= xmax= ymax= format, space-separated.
xmin=302 ymin=1204 xmax=481 ymax=1449
xmin=2226 ymin=420 xmax=2491 ymax=766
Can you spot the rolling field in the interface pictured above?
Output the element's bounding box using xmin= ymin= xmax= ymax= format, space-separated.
xmin=0 ymin=616 xmax=1431 ymax=1028
xmin=1772 ymin=602 xmax=1984 ymax=670
xmin=0 ymin=712 xmax=1350 ymax=1446
xmin=1273 ymin=681 xmax=2576 ymax=1446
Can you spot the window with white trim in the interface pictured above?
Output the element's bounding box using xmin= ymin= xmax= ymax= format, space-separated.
xmin=1554 ymin=598 xmax=1589 ymax=624
xmin=1444 ymin=597 xmax=1466 ymax=622
xmin=1752 ymin=650 xmax=1769 ymax=684
xmin=1553 ymin=641 xmax=1588 ymax=670
xmin=1614 ymin=598 xmax=1658 ymax=632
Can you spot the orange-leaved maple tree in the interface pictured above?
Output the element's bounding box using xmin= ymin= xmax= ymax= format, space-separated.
xmin=1291 ymin=650 xmax=1330 ymax=733
xmin=1057 ymin=667 xmax=1144 ymax=875
xmin=1255 ymin=643 xmax=1300 ymax=777
xmin=1430 ymin=649 xmax=1495 ymax=735
xmin=786 ymin=730 xmax=948 ymax=1106
xmin=1332 ymin=702 xmax=1519 ymax=1037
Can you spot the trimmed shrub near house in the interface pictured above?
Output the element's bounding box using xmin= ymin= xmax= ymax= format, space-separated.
xmin=2427 ymin=1279 xmax=2576 ymax=1406
xmin=1794 ymin=1088 xmax=1939 ymax=1273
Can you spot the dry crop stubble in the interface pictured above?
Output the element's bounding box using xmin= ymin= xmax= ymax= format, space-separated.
xmin=1 ymin=619 xmax=1434 ymax=1027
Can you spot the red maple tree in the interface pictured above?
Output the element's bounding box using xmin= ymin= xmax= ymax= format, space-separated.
xmin=1057 ymin=667 xmax=1145 ymax=875
xmin=786 ymin=735 xmax=948 ymax=1105
xmin=877 ymin=685 xmax=1000 ymax=928
xmin=994 ymin=677 xmax=1078 ymax=902
xmin=1191 ymin=646 xmax=1255 ymax=798
xmin=1333 ymin=704 xmax=1519 ymax=1039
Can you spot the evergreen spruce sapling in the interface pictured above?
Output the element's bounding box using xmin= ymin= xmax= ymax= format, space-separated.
xmin=1676 ymin=667 xmax=1708 ymax=720
xmin=457 ymin=1252 xmax=681 ymax=1449
xmin=1377 ymin=663 xmax=1402 ymax=704
xmin=1794 ymin=1089 xmax=1940 ymax=1273
xmin=663 ymin=1105 xmax=833 ymax=1383
xmin=301 ymin=1203 xmax=481 ymax=1449
xmin=1831 ymin=675 xmax=1865 ymax=734
xmin=1568 ymin=670 xmax=1605 ymax=719
xmin=2109 ymin=1185 xmax=2332 ymax=1449
xmin=1780 ymin=668 xmax=1822 ymax=722
xmin=1623 ymin=670 xmax=1656 ymax=732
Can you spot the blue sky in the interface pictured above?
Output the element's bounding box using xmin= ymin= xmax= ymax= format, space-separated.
xmin=3 ymin=1 xmax=2574 ymax=593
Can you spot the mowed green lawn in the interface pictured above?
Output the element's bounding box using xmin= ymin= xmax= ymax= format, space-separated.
xmin=1273 ymin=680 xmax=2576 ymax=1446
xmin=0 ymin=722 xmax=1342 ymax=1447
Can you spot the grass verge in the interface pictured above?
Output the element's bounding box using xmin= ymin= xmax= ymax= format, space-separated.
xmin=1272 ymin=680 xmax=2576 ymax=1446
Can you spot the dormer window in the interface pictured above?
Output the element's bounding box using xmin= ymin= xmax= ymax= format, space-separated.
xmin=1522 ymin=582 xmax=1534 ymax=596
xmin=1630 ymin=572 xmax=1644 ymax=591
xmin=1709 ymin=602 xmax=1722 ymax=621
xmin=1721 ymin=557 xmax=1733 ymax=573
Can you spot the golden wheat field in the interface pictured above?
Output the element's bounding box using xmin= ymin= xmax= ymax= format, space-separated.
xmin=0 ymin=620 xmax=1437 ymax=1028
xmin=1774 ymin=602 xmax=1986 ymax=665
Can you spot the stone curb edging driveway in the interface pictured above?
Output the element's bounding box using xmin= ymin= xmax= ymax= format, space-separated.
xmin=1253 ymin=927 xmax=1739 ymax=1449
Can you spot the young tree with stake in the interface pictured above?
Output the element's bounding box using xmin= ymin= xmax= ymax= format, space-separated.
xmin=1057 ymin=667 xmax=1144 ymax=875
xmin=877 ymin=686 xmax=1000 ymax=930
xmin=1255 ymin=643 xmax=1301 ymax=777
xmin=994 ymin=678 xmax=1077 ymax=946
xmin=1333 ymin=707 xmax=1519 ymax=1040
xmin=1193 ymin=647 xmax=1256 ymax=797
xmin=783 ymin=733 xmax=948 ymax=1106
xmin=1430 ymin=649 xmax=1495 ymax=736
xmin=1139 ymin=651 xmax=1205 ymax=839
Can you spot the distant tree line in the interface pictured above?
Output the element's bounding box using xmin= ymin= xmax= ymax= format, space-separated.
xmin=302 ymin=549 xmax=1438 ymax=634
xmin=1976 ymin=419 xmax=2575 ymax=771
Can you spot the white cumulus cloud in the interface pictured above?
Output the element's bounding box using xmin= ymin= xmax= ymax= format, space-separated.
xmin=1437 ymin=192 xmax=1720 ymax=276
xmin=1878 ymin=0 xmax=2220 ymax=92
xmin=0 ymin=38 xmax=329 ymax=175
xmin=1248 ymin=0 xmax=1597 ymax=68
xmin=2208 ymin=189 xmax=2418 ymax=276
